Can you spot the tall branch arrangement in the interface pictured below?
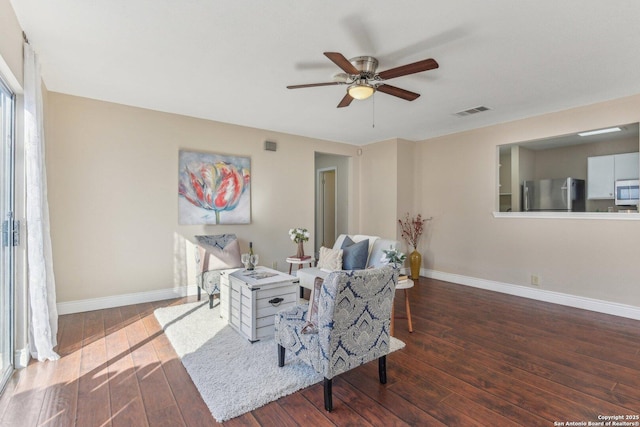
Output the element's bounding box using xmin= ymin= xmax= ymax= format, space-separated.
xmin=398 ymin=213 xmax=431 ymax=250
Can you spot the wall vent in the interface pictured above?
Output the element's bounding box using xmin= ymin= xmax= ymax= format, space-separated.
xmin=264 ymin=140 xmax=277 ymax=151
xmin=454 ymin=105 xmax=491 ymax=117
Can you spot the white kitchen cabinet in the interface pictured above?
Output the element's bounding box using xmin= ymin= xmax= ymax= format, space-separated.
xmin=587 ymin=155 xmax=615 ymax=199
xmin=587 ymin=152 xmax=639 ymax=199
xmin=614 ymin=152 xmax=639 ymax=181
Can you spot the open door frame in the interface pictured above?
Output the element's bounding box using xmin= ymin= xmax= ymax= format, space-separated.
xmin=315 ymin=167 xmax=337 ymax=254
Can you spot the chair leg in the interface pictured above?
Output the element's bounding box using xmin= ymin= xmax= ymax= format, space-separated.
xmin=379 ymin=355 xmax=387 ymax=384
xmin=197 ymin=286 xmax=201 ymax=301
xmin=209 ymin=294 xmax=214 ymax=309
xmin=323 ymin=377 xmax=333 ymax=412
xmin=404 ymin=289 xmax=413 ymax=332
xmin=277 ymin=344 xmax=285 ymax=367
xmin=390 ymin=304 xmax=395 ymax=336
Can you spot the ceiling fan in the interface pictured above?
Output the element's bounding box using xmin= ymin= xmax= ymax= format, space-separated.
xmin=287 ymin=52 xmax=439 ymax=108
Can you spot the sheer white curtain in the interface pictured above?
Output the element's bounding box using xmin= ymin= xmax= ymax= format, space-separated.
xmin=24 ymin=42 xmax=59 ymax=361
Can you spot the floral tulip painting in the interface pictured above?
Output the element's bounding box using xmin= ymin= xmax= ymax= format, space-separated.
xmin=178 ymin=150 xmax=251 ymax=224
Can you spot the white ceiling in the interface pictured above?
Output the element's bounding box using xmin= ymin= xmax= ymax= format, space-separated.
xmin=10 ymin=0 xmax=640 ymax=146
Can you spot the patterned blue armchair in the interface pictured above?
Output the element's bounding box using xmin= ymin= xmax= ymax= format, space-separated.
xmin=274 ymin=266 xmax=397 ymax=412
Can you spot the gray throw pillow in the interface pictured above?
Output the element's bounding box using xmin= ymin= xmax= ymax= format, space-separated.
xmin=341 ymin=237 xmax=369 ymax=270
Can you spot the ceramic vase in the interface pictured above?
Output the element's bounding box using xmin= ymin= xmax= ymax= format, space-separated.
xmin=296 ymin=241 xmax=305 ymax=258
xmin=409 ymin=249 xmax=422 ymax=280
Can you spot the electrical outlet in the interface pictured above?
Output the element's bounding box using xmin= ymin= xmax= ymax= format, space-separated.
xmin=272 ymin=261 xmax=278 ymax=270
xmin=531 ymin=274 xmax=540 ymax=286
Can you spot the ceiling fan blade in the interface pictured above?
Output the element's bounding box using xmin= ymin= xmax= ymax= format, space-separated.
xmin=337 ymin=93 xmax=354 ymax=108
xmin=324 ymin=52 xmax=359 ymax=75
xmin=287 ymin=82 xmax=341 ymax=89
xmin=377 ymin=58 xmax=439 ymax=80
xmin=376 ymin=84 xmax=420 ymax=101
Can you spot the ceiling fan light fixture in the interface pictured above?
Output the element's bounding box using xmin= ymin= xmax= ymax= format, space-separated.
xmin=348 ymin=83 xmax=375 ymax=100
xmin=288 ymin=52 xmax=438 ymax=108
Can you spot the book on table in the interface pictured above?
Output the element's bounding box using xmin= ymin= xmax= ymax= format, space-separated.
xmin=289 ymin=255 xmax=311 ymax=260
xmin=242 ymin=271 xmax=278 ymax=280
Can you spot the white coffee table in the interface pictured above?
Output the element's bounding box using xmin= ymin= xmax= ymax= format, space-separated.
xmin=227 ymin=267 xmax=299 ymax=342
xmin=391 ymin=278 xmax=414 ymax=336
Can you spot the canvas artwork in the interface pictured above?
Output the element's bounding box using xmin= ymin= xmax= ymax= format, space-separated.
xmin=178 ymin=150 xmax=251 ymax=225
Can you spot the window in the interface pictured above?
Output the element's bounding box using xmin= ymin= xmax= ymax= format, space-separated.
xmin=497 ymin=123 xmax=639 ymax=214
xmin=0 ymin=75 xmax=15 ymax=392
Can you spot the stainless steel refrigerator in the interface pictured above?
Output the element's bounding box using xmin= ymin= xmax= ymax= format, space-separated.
xmin=522 ymin=178 xmax=586 ymax=212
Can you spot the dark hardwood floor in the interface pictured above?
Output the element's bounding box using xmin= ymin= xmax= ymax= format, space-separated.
xmin=1 ymin=277 xmax=639 ymax=426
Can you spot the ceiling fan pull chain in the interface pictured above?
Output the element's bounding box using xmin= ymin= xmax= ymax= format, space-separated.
xmin=372 ymin=93 xmax=375 ymax=128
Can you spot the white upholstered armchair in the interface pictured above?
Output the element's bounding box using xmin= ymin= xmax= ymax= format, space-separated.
xmin=274 ymin=266 xmax=397 ymax=411
xmin=193 ymin=234 xmax=243 ymax=308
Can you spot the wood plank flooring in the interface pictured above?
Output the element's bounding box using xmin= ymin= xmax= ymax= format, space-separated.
xmin=1 ymin=277 xmax=639 ymax=426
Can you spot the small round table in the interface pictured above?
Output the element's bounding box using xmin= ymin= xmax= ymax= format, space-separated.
xmin=391 ymin=278 xmax=414 ymax=336
xmin=286 ymin=257 xmax=315 ymax=274
xmin=286 ymin=257 xmax=315 ymax=298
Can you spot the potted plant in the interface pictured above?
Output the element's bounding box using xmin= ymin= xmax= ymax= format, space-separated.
xmin=382 ymin=246 xmax=406 ymax=270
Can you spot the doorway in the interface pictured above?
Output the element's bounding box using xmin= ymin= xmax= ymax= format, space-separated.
xmin=316 ymin=168 xmax=337 ymax=251
xmin=0 ymin=76 xmax=15 ymax=393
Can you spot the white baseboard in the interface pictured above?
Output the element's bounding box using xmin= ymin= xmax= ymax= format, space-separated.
xmin=57 ymin=270 xmax=640 ymax=321
xmin=57 ymin=285 xmax=199 ymax=315
xmin=14 ymin=348 xmax=29 ymax=369
xmin=423 ymin=268 xmax=640 ymax=321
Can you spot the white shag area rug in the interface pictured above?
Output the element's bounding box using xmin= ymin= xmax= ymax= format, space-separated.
xmin=154 ymin=300 xmax=405 ymax=422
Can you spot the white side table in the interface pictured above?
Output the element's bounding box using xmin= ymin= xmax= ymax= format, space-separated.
xmin=286 ymin=257 xmax=315 ymax=298
xmin=285 ymin=256 xmax=315 ymax=274
xmin=391 ymin=278 xmax=414 ymax=336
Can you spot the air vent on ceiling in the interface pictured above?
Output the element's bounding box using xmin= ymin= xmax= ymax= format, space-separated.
xmin=454 ymin=105 xmax=491 ymax=117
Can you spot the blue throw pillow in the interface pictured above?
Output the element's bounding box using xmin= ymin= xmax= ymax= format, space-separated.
xmin=341 ymin=237 xmax=369 ymax=270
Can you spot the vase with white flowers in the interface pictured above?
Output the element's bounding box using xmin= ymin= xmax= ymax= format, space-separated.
xmin=288 ymin=227 xmax=310 ymax=258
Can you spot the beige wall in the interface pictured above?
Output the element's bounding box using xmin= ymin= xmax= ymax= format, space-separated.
xmin=46 ymin=92 xmax=359 ymax=303
xmin=359 ymin=139 xmax=398 ymax=239
xmin=417 ymin=94 xmax=640 ymax=306
xmin=396 ymin=139 xmax=416 ymax=253
xmin=357 ymin=138 xmax=417 ymax=258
